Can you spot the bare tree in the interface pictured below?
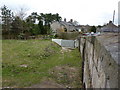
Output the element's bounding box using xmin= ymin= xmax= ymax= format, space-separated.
xmin=15 ymin=6 xmax=28 ymax=20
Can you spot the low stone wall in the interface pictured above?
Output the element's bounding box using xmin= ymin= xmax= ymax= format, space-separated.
xmin=78 ymin=33 xmax=119 ymax=88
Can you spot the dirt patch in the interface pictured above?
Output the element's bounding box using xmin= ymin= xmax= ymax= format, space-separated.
xmin=29 ymin=79 xmax=64 ymax=88
xmin=28 ymin=65 xmax=82 ymax=88
xmin=49 ymin=65 xmax=82 ymax=88
xmin=60 ymin=47 xmax=72 ymax=53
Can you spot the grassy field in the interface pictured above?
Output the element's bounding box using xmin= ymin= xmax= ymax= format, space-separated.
xmin=2 ymin=39 xmax=82 ymax=88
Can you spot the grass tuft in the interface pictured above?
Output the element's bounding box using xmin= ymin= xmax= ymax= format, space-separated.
xmin=2 ymin=39 xmax=82 ymax=88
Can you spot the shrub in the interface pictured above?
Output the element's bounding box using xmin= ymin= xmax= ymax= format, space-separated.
xmin=90 ymin=26 xmax=96 ymax=33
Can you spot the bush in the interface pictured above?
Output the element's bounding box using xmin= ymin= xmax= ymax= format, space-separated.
xmin=90 ymin=26 xmax=96 ymax=33
xmin=18 ymin=33 xmax=25 ymax=39
xmin=57 ymin=32 xmax=79 ymax=39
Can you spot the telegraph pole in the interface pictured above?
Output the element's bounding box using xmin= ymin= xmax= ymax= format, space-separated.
xmin=113 ymin=10 xmax=115 ymax=24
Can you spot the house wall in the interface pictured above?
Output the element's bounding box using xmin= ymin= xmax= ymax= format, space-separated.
xmin=65 ymin=25 xmax=76 ymax=32
xmin=50 ymin=22 xmax=64 ymax=33
xmin=78 ymin=33 xmax=119 ymax=88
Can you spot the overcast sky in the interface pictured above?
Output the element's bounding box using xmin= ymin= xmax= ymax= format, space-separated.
xmin=0 ymin=0 xmax=119 ymax=25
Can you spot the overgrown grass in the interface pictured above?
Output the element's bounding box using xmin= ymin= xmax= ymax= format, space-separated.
xmin=2 ymin=39 xmax=82 ymax=88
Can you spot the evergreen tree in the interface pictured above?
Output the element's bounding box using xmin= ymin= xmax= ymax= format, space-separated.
xmin=1 ymin=5 xmax=14 ymax=36
xmin=26 ymin=12 xmax=40 ymax=35
xmin=90 ymin=26 xmax=96 ymax=33
xmin=39 ymin=13 xmax=62 ymax=34
xmin=38 ymin=20 xmax=45 ymax=34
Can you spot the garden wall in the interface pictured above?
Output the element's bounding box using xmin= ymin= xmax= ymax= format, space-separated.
xmin=78 ymin=33 xmax=119 ymax=88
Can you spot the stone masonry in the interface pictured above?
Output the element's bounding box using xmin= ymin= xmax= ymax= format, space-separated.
xmin=78 ymin=33 xmax=119 ymax=88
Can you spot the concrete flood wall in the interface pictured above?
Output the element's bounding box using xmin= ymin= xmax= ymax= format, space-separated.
xmin=52 ymin=39 xmax=62 ymax=46
xmin=61 ymin=40 xmax=75 ymax=48
xmin=52 ymin=39 xmax=79 ymax=48
xmin=78 ymin=34 xmax=119 ymax=88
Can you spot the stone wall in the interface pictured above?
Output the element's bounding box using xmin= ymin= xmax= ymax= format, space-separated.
xmin=78 ymin=33 xmax=119 ymax=88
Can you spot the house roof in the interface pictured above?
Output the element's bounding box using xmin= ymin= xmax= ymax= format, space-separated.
xmin=101 ymin=21 xmax=118 ymax=32
xmin=60 ymin=21 xmax=74 ymax=26
xmin=51 ymin=20 xmax=81 ymax=32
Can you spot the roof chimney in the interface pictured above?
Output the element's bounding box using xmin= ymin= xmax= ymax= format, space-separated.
xmin=109 ymin=21 xmax=113 ymax=24
xmin=113 ymin=10 xmax=115 ymax=24
xmin=70 ymin=19 xmax=73 ymax=22
xmin=64 ymin=18 xmax=66 ymax=22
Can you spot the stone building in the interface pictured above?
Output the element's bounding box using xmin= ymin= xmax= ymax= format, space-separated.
xmin=80 ymin=25 xmax=91 ymax=32
xmin=100 ymin=21 xmax=118 ymax=32
xmin=50 ymin=19 xmax=80 ymax=34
